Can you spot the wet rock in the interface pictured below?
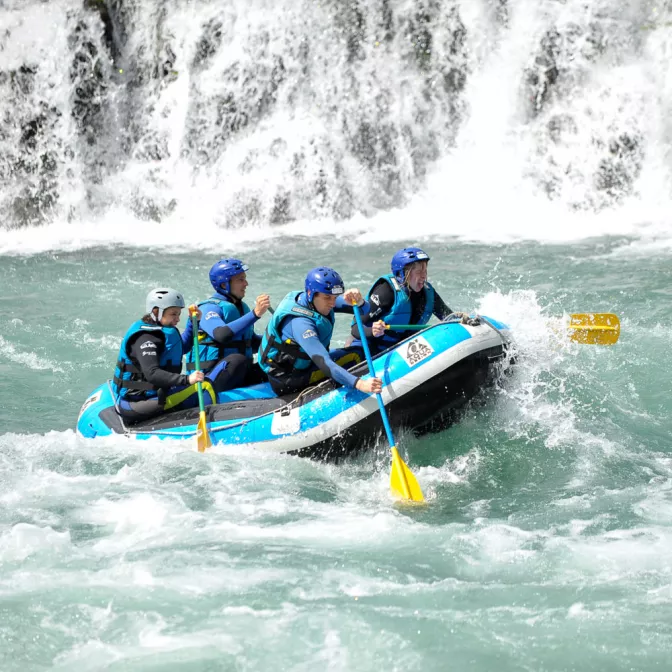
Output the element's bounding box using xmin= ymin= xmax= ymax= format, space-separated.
xmin=441 ymin=7 xmax=467 ymax=91
xmin=11 ymin=186 xmax=56 ymax=229
xmin=131 ymin=193 xmax=176 ymax=222
xmin=10 ymin=65 xmax=37 ymax=97
xmin=83 ymin=0 xmax=115 ymax=61
xmin=69 ymin=18 xmax=109 ymax=148
xmin=380 ymin=0 xmax=394 ymax=44
xmin=525 ymin=29 xmax=561 ymax=117
xmin=336 ymin=1 xmax=366 ymax=63
xmin=547 ymin=114 xmax=577 ymax=144
xmin=594 ymin=133 xmax=643 ymax=199
xmin=270 ymin=190 xmax=291 ymax=225
xmin=494 ymin=0 xmax=508 ymax=26
xmin=193 ymin=18 xmax=223 ymax=69
xmin=408 ymin=6 xmax=435 ymax=71
xmin=224 ymin=193 xmax=263 ymax=229
xmin=205 ymin=55 xmax=286 ymax=147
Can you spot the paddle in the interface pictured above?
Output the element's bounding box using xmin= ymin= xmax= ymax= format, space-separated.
xmin=189 ymin=306 xmax=212 ymax=453
xmin=385 ymin=324 xmax=432 ymax=331
xmin=566 ymin=313 xmax=620 ymax=345
xmin=385 ymin=313 xmax=621 ymax=346
xmin=352 ymin=302 xmax=424 ymax=503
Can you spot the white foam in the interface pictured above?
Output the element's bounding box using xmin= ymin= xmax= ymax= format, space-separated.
xmin=0 ymin=523 xmax=71 ymax=562
xmin=0 ymin=335 xmax=65 ymax=372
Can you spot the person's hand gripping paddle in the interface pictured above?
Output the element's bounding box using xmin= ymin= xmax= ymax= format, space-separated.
xmin=189 ymin=306 xmax=212 ymax=453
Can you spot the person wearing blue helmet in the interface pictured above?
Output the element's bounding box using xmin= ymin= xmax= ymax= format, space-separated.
xmin=112 ymin=288 xmax=247 ymax=423
xmin=350 ymin=246 xmax=473 ymax=354
xmin=258 ymin=267 xmax=383 ymax=396
xmin=186 ymin=258 xmax=271 ymax=386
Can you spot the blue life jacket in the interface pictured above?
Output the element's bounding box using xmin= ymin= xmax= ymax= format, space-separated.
xmin=351 ymin=274 xmax=435 ymax=353
xmin=185 ymin=294 xmax=255 ymax=371
xmin=258 ymin=291 xmax=335 ymax=378
xmin=112 ymin=320 xmax=183 ymax=399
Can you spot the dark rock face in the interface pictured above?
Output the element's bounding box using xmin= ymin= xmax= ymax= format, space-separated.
xmin=594 ymin=133 xmax=644 ymax=199
xmin=0 ymin=66 xmax=62 ymax=228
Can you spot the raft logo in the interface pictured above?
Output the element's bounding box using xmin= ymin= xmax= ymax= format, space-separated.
xmin=78 ymin=391 xmax=101 ymax=419
xmin=400 ymin=336 xmax=434 ymax=367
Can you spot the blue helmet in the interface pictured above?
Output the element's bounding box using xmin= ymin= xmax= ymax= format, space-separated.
xmin=209 ymin=258 xmax=249 ymax=294
xmin=305 ymin=267 xmax=345 ymax=302
xmin=391 ymin=247 xmax=430 ymax=283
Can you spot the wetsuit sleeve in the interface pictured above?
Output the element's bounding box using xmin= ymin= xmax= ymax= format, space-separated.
xmin=289 ymin=318 xmax=358 ymax=388
xmin=350 ymin=281 xmax=395 ymax=340
xmin=199 ymin=302 xmax=260 ymax=344
xmin=128 ymin=333 xmax=189 ymax=389
xmin=432 ymin=289 xmax=453 ymax=321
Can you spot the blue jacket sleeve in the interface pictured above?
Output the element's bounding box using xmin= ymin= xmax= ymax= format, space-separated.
xmin=182 ymin=318 xmax=193 ymax=350
xmin=289 ymin=317 xmax=358 ymax=388
xmin=199 ymin=303 xmax=259 ymax=343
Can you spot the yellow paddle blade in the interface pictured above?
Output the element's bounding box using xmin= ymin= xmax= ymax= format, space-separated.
xmin=196 ymin=410 xmax=212 ymax=453
xmin=567 ymin=313 xmax=621 ymax=346
xmin=390 ymin=446 xmax=425 ymax=503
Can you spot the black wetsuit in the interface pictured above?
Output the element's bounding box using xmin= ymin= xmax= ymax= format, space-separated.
xmin=118 ymin=332 xmax=246 ymax=423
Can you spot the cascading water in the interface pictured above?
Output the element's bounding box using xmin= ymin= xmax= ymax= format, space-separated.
xmin=1 ymin=0 xmax=670 ymax=240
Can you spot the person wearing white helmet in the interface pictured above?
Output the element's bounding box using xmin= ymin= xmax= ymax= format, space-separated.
xmin=111 ymin=288 xmax=247 ymax=422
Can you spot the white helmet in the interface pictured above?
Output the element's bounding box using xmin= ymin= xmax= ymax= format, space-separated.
xmin=146 ymin=288 xmax=185 ymax=321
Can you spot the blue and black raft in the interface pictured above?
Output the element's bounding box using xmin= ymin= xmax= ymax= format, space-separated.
xmin=76 ymin=318 xmax=511 ymax=460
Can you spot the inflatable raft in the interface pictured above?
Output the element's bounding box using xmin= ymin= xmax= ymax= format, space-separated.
xmin=77 ymin=317 xmax=511 ymax=460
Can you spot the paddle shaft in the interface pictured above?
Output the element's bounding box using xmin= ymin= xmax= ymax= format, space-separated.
xmin=385 ymin=324 xmax=426 ymax=331
xmin=190 ymin=311 xmax=207 ymax=413
xmin=352 ymin=304 xmax=395 ymax=448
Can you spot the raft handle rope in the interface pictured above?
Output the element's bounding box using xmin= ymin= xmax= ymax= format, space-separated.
xmin=475 ymin=315 xmax=511 ymax=347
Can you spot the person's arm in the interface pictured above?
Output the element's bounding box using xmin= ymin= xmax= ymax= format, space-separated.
xmin=199 ymin=303 xmax=260 ymax=344
xmin=128 ymin=332 xmax=189 ymax=389
xmin=334 ymin=296 xmax=370 ymax=316
xmin=181 ymin=305 xmax=202 ymax=349
xmin=351 ymin=282 xmax=395 ymax=340
xmin=181 ymin=315 xmax=193 ymax=349
xmin=432 ymin=288 xmax=453 ymax=321
xmin=289 ymin=318 xmax=358 ymax=388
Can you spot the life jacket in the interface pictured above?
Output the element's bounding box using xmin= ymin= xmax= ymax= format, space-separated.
xmin=112 ymin=320 xmax=183 ymax=399
xmin=351 ymin=274 xmax=435 ymax=353
xmin=258 ymin=291 xmax=334 ymax=378
xmin=185 ymin=294 xmax=254 ymax=371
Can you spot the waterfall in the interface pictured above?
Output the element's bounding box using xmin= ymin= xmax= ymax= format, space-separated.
xmin=0 ymin=0 xmax=670 ymax=234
